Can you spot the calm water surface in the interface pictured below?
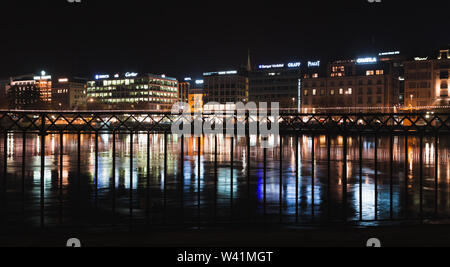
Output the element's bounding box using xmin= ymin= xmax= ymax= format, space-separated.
xmin=1 ymin=133 xmax=450 ymax=230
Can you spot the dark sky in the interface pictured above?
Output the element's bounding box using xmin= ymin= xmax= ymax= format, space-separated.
xmin=0 ymin=0 xmax=449 ymax=79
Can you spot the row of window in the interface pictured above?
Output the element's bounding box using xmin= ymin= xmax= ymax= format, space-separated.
xmin=250 ymin=78 xmax=299 ymax=85
xmin=87 ymin=86 xmax=177 ymax=93
xmin=304 ymin=87 xmax=385 ymax=96
xmin=87 ymin=79 xmax=178 ymax=88
xmin=204 ymin=98 xmax=247 ymax=103
xmin=207 ymin=91 xmax=247 ymax=97
xmin=89 ymin=92 xmax=177 ymax=98
xmin=366 ymin=70 xmax=385 ymax=76
xmin=250 ymin=86 xmax=297 ymax=91
xmin=408 ymin=82 xmax=431 ymax=89
xmin=304 ymin=79 xmax=384 ymax=88
xmin=204 ymin=84 xmax=246 ymax=89
xmin=100 ymin=98 xmax=177 ymax=104
xmin=304 ymin=96 xmax=383 ymax=105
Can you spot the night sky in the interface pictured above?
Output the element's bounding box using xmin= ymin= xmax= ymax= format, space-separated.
xmin=0 ymin=0 xmax=448 ymax=79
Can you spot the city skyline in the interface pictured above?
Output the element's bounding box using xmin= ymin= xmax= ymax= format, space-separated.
xmin=2 ymin=46 xmax=449 ymax=112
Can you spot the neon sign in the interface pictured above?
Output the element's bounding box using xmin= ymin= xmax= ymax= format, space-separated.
xmin=125 ymin=72 xmax=138 ymax=78
xmin=356 ymin=57 xmax=378 ymax=64
xmin=258 ymin=64 xmax=285 ymax=69
xmin=34 ymin=75 xmax=52 ymax=80
xmin=379 ymin=51 xmax=400 ymax=56
xmin=95 ymin=74 xmax=110 ymax=80
xmin=308 ymin=61 xmax=320 ymax=68
xmin=204 ymin=71 xmax=238 ymax=76
xmin=288 ymin=62 xmax=301 ymax=68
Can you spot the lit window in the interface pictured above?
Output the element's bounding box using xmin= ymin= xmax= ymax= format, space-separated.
xmin=330 ymin=90 xmax=335 ymax=95
xmin=366 ymin=70 xmax=375 ymax=76
xmin=376 ymin=70 xmax=384 ymax=75
xmin=312 ymin=89 xmax=317 ymax=96
xmin=339 ymin=88 xmax=344 ymax=95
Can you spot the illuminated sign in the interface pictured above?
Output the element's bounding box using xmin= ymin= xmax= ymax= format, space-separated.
xmin=34 ymin=75 xmax=52 ymax=80
xmin=204 ymin=70 xmax=238 ymax=76
xmin=185 ymin=78 xmax=192 ymax=81
xmin=125 ymin=72 xmax=138 ymax=78
xmin=414 ymin=57 xmax=428 ymax=61
xmin=356 ymin=57 xmax=378 ymax=64
xmin=308 ymin=61 xmax=321 ymax=68
xmin=258 ymin=64 xmax=285 ymax=69
xmin=95 ymin=74 xmax=110 ymax=80
xmin=195 ymin=80 xmax=204 ymax=85
xmin=58 ymin=78 xmax=69 ymax=83
xmin=379 ymin=51 xmax=400 ymax=56
xmin=114 ymin=73 xmax=120 ymax=78
xmin=288 ymin=62 xmax=301 ymax=68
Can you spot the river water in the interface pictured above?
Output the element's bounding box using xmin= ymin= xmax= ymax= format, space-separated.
xmin=1 ymin=133 xmax=450 ymax=230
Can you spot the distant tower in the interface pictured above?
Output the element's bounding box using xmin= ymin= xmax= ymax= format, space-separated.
xmin=247 ymin=49 xmax=252 ymax=72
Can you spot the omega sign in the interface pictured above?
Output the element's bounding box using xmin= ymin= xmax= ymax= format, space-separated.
xmin=356 ymin=57 xmax=378 ymax=64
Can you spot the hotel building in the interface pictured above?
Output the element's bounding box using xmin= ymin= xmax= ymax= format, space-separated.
xmin=87 ymin=73 xmax=178 ymax=111
xmin=52 ymin=77 xmax=87 ymax=110
xmin=301 ymin=54 xmax=402 ymax=112
xmin=7 ymin=73 xmax=53 ymax=109
xmin=404 ymin=49 xmax=450 ymax=108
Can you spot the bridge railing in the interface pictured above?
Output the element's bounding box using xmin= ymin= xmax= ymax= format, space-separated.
xmin=0 ymin=111 xmax=449 ymax=134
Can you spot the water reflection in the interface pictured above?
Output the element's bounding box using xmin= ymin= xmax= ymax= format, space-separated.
xmin=1 ymin=133 xmax=450 ymax=229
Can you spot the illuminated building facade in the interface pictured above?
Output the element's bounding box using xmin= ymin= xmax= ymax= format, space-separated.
xmin=404 ymin=49 xmax=450 ymax=108
xmin=181 ymin=77 xmax=205 ymax=112
xmin=34 ymin=71 xmax=52 ymax=103
xmin=301 ymin=55 xmax=401 ymax=112
xmin=7 ymin=75 xmax=43 ymax=109
xmin=87 ymin=73 xmax=179 ymax=111
xmin=249 ymin=62 xmax=302 ymax=109
xmin=52 ymin=77 xmax=87 ymax=110
xmin=188 ymin=88 xmax=205 ymax=113
xmin=202 ymin=70 xmax=248 ymax=111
